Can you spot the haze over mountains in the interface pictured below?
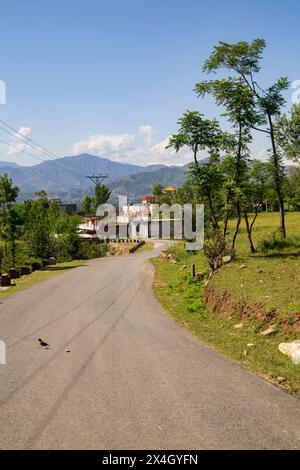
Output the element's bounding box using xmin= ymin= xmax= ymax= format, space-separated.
xmin=0 ymin=154 xmax=188 ymax=203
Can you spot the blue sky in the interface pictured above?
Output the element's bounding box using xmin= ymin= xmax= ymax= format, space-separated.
xmin=0 ymin=0 xmax=299 ymax=166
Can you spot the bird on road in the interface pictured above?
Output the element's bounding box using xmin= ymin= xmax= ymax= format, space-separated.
xmin=38 ymin=338 xmax=50 ymax=349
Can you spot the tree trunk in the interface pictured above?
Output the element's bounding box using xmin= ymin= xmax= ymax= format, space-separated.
xmin=244 ymin=211 xmax=256 ymax=254
xmin=267 ymin=112 xmax=286 ymax=238
xmin=231 ymin=202 xmax=241 ymax=254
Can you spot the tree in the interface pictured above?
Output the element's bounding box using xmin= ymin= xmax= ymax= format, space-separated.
xmin=81 ymin=195 xmax=93 ymax=213
xmin=94 ymin=184 xmax=111 ymax=209
xmin=167 ymin=110 xmax=229 ymax=229
xmin=240 ymin=160 xmax=270 ymax=253
xmin=152 ymin=183 xmax=164 ymax=196
xmin=276 ymin=103 xmax=300 ymax=164
xmin=283 ymin=167 xmax=300 ymax=211
xmin=203 ymin=39 xmax=289 ymax=238
xmin=24 ymin=197 xmax=57 ymax=259
xmin=195 ymin=78 xmax=260 ymax=251
xmin=0 ymin=174 xmax=19 ymax=257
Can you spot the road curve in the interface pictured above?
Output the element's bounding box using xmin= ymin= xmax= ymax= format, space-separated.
xmin=0 ymin=243 xmax=299 ymax=450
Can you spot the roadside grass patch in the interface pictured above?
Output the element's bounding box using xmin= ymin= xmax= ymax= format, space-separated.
xmin=0 ymin=260 xmax=86 ymax=302
xmin=152 ymin=212 xmax=300 ymax=395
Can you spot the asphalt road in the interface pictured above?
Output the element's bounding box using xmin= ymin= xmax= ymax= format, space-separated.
xmin=0 ymin=243 xmax=299 ymax=449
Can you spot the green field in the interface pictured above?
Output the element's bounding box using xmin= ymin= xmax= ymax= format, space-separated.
xmin=152 ymin=211 xmax=300 ymax=395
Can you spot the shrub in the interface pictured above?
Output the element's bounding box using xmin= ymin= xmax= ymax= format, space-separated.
xmin=203 ymin=230 xmax=227 ymax=270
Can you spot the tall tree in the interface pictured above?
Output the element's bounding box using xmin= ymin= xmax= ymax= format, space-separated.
xmin=195 ymin=78 xmax=260 ymax=251
xmin=167 ymin=110 xmax=230 ymax=229
xmin=203 ymin=39 xmax=289 ymax=238
xmin=0 ymin=174 xmax=19 ymax=256
xmin=94 ymin=184 xmax=111 ymax=209
xmin=276 ymin=103 xmax=300 ymax=164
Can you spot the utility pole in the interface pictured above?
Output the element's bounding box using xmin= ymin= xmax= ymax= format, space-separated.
xmin=86 ymin=174 xmax=109 ymax=185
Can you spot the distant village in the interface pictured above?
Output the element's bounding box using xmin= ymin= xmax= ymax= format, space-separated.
xmin=77 ymin=186 xmax=177 ymax=241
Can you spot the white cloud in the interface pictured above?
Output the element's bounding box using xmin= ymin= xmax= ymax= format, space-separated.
xmin=71 ymin=128 xmax=194 ymax=166
xmin=6 ymin=127 xmax=42 ymax=157
xmin=72 ymin=133 xmax=135 ymax=156
xmin=139 ymin=125 xmax=155 ymax=145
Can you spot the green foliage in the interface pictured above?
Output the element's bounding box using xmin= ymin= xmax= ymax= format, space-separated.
xmin=81 ymin=194 xmax=94 ymax=213
xmin=94 ymin=184 xmax=111 ymax=209
xmin=276 ymin=103 xmax=300 ymax=164
xmin=152 ymin=183 xmax=164 ymax=196
xmin=203 ymin=229 xmax=227 ymax=270
xmin=76 ymin=241 xmax=107 ymax=260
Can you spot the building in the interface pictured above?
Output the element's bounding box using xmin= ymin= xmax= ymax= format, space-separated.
xmin=141 ymin=194 xmax=159 ymax=205
xmin=77 ymin=214 xmax=99 ymax=241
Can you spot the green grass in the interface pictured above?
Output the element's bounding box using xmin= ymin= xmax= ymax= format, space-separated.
xmin=0 ymin=260 xmax=86 ymax=302
xmin=152 ymin=212 xmax=300 ymax=395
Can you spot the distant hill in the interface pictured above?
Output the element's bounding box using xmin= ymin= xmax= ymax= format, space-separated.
xmin=0 ymin=161 xmax=20 ymax=168
xmin=0 ymin=153 xmax=188 ymax=202
xmin=109 ymin=165 xmax=188 ymax=203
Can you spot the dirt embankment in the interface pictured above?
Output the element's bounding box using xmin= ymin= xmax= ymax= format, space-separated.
xmin=204 ymin=282 xmax=300 ymax=333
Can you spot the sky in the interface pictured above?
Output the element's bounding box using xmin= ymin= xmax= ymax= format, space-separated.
xmin=0 ymin=0 xmax=299 ymax=166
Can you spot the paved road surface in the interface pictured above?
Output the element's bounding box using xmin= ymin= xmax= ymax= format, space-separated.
xmin=0 ymin=243 xmax=299 ymax=449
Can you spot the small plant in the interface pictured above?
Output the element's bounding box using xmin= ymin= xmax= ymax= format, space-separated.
xmin=203 ymin=230 xmax=227 ymax=270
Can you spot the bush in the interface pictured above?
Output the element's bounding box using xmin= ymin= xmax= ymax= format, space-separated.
xmin=76 ymin=241 xmax=107 ymax=260
xmin=203 ymin=230 xmax=227 ymax=270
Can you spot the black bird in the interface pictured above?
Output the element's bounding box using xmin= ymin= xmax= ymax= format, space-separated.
xmin=38 ymin=338 xmax=50 ymax=348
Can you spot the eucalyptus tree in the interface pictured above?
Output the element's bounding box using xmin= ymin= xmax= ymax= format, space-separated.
xmin=202 ymin=39 xmax=289 ymax=238
xmin=167 ymin=110 xmax=229 ymax=230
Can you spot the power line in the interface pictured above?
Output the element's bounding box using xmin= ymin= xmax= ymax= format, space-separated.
xmin=0 ymin=118 xmax=88 ymax=177
xmin=0 ymin=136 xmax=86 ymax=181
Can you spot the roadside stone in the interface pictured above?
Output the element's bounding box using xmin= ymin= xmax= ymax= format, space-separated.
xmin=279 ymin=341 xmax=300 ymax=365
xmin=276 ymin=376 xmax=286 ymax=383
xmin=222 ymin=255 xmax=232 ymax=265
xmin=21 ymin=266 xmax=31 ymax=276
xmin=9 ymin=268 xmax=20 ymax=279
xmin=1 ymin=274 xmax=11 ymax=287
xmin=260 ymin=326 xmax=276 ymax=336
xmin=234 ymin=322 xmax=243 ymax=329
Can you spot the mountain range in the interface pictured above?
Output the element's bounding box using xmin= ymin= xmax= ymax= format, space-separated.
xmin=0 ymin=154 xmax=188 ymax=203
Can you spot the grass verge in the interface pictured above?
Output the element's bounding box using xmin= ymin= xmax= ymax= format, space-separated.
xmin=0 ymin=260 xmax=86 ymax=302
xmin=152 ymin=234 xmax=300 ymax=395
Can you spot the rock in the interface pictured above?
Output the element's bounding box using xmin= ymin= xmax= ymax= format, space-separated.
xmin=65 ymin=348 xmax=71 ymax=353
xmin=20 ymin=266 xmax=31 ymax=276
xmin=222 ymin=255 xmax=232 ymax=265
xmin=260 ymin=326 xmax=276 ymax=336
xmin=1 ymin=274 xmax=11 ymax=287
xmin=276 ymin=376 xmax=286 ymax=383
xmin=279 ymin=341 xmax=300 ymax=365
xmin=9 ymin=268 xmax=20 ymax=279
xmin=234 ymin=323 xmax=243 ymax=329
xmin=240 ymin=264 xmax=247 ymax=269
xmin=31 ymin=262 xmax=41 ymax=272
xmin=247 ymin=343 xmax=254 ymax=347
xmin=48 ymin=257 xmax=57 ymax=265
